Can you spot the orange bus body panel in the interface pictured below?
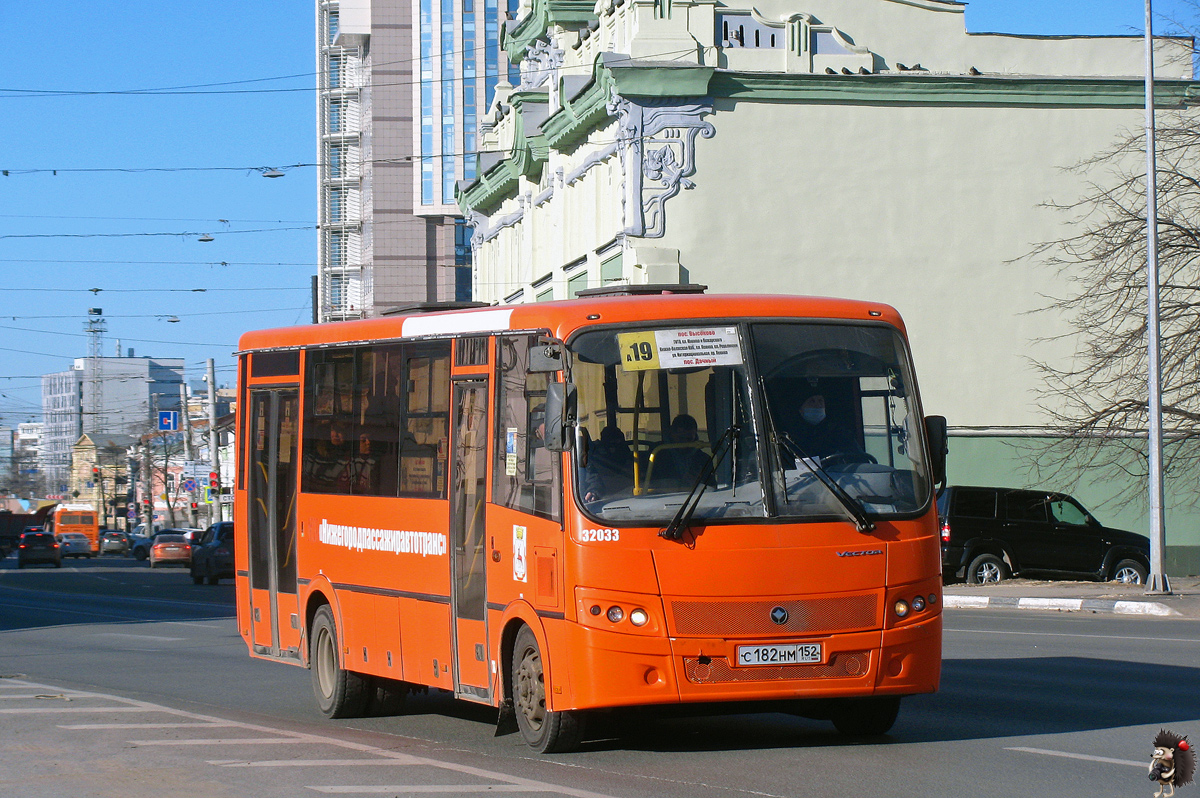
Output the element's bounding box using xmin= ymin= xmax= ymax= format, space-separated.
xmin=235 ymin=292 xmax=940 ymax=725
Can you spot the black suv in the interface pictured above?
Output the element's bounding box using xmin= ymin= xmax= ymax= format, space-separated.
xmin=938 ymin=486 xmax=1150 ymax=585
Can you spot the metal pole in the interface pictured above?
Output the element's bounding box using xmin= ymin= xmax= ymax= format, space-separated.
xmin=1144 ymin=0 xmax=1171 ymax=594
xmin=180 ymin=383 xmax=197 ymax=528
xmin=207 ymin=359 xmax=222 ymax=523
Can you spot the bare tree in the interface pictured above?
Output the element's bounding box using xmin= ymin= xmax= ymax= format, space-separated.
xmin=1028 ymin=111 xmax=1200 ymax=508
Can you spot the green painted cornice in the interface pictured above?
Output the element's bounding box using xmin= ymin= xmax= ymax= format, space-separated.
xmin=458 ymin=156 xmax=521 ymax=215
xmin=458 ymin=92 xmax=551 ymax=213
xmin=540 ymin=65 xmax=618 ymax=151
xmin=502 ymin=0 xmax=596 ymax=64
xmin=709 ymin=72 xmax=1198 ymax=108
xmin=510 ymin=91 xmax=551 ymax=179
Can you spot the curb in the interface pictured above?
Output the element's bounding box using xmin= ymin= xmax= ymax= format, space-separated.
xmin=943 ymin=594 xmax=1180 ymax=616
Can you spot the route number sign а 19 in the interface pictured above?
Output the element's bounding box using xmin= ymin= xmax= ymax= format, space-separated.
xmin=618 ymin=328 xmax=743 ymax=372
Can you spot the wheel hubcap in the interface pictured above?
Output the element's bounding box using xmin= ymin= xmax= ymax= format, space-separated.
xmin=315 ymin=626 xmax=335 ymax=699
xmin=979 ymin=563 xmax=1001 ymax=583
xmin=1116 ymin=567 xmax=1142 ymax=585
xmin=515 ymin=645 xmax=546 ymax=731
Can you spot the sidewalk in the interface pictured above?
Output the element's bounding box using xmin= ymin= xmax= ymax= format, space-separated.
xmin=943 ymin=577 xmax=1200 ymax=619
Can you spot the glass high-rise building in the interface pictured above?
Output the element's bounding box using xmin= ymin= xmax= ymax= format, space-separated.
xmin=316 ymin=0 xmax=513 ymax=321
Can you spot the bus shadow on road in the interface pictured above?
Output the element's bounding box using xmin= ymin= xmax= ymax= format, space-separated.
xmin=895 ymin=656 xmax=1200 ymax=744
xmin=522 ymin=656 xmax=1200 ymax=753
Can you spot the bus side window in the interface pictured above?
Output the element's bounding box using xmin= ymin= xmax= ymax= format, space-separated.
xmin=399 ymin=347 xmax=450 ymax=497
xmin=493 ymin=335 xmax=561 ymax=521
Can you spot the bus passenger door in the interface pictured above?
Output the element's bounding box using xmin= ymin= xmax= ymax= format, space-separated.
xmin=450 ymin=379 xmax=491 ymax=701
xmin=247 ymin=389 xmax=301 ymax=660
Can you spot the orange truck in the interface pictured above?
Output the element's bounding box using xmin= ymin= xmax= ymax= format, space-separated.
xmin=235 ymin=289 xmax=947 ymax=752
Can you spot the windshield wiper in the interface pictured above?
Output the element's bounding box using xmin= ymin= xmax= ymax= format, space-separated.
xmin=777 ymin=432 xmax=876 ymax=534
xmin=660 ymin=425 xmax=738 ymax=543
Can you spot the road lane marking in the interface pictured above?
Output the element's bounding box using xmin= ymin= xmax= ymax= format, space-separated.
xmin=309 ymin=788 xmax=555 ymax=794
xmin=129 ymin=737 xmax=307 ymax=745
xmin=945 ymin=628 xmax=1198 ymax=643
xmin=91 ymin=632 xmax=185 ymax=642
xmin=61 ymin=722 xmax=238 ymax=729
xmin=1006 ymin=747 xmax=1145 ymax=768
xmin=0 ymin=706 xmax=146 ymax=714
xmin=0 ymin=693 xmax=91 ymax=700
xmin=212 ymin=759 xmax=423 ymax=767
xmin=36 ymin=679 xmax=624 ymax=798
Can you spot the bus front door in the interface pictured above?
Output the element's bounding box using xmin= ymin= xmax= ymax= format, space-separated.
xmin=246 ymin=389 xmax=301 ymax=661
xmin=450 ymin=380 xmax=491 ymax=701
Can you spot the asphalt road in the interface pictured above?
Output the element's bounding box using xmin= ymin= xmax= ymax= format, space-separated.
xmin=1 ymin=557 xmax=1197 ymax=798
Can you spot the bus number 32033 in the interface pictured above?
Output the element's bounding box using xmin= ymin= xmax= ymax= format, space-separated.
xmin=579 ymin=528 xmax=620 ymax=542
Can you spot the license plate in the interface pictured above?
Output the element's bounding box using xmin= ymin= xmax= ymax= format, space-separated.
xmin=735 ymin=643 xmax=822 ymax=666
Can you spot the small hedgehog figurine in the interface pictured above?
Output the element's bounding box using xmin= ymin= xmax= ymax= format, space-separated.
xmin=1150 ymin=729 xmax=1196 ymax=798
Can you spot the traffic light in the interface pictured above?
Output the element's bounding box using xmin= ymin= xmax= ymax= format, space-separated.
xmin=190 ymin=502 xmax=198 ymax=510
xmin=209 ymin=471 xmax=219 ymax=487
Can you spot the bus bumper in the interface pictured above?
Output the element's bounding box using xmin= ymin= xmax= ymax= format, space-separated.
xmin=557 ymin=613 xmax=940 ymax=711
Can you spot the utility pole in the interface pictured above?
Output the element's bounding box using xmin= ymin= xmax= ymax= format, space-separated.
xmin=180 ymin=383 xmax=197 ymax=528
xmin=142 ymin=441 xmax=153 ymax=531
xmin=1143 ymin=0 xmax=1170 ymax=595
xmin=207 ymin=359 xmax=223 ymax=523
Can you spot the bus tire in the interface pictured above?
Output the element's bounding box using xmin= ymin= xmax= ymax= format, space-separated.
xmin=511 ymin=625 xmax=584 ymax=753
xmin=367 ymin=677 xmax=408 ymax=717
xmin=310 ymin=605 xmax=369 ymax=718
xmin=830 ymin=696 xmax=901 ymax=737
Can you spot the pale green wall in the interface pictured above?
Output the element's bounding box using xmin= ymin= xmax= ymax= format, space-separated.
xmin=947 ymin=435 xmax=1200 ymax=576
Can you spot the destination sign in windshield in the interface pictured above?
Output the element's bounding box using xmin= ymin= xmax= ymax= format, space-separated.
xmin=618 ymin=327 xmax=742 ymax=371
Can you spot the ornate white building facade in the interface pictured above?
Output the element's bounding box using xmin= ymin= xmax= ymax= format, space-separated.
xmin=458 ymin=0 xmax=1200 ymax=567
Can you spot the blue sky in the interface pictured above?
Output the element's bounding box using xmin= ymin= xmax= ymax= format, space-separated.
xmin=0 ymin=0 xmax=1194 ymax=431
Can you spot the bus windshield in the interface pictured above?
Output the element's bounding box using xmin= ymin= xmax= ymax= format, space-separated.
xmin=570 ymin=321 xmax=931 ymax=525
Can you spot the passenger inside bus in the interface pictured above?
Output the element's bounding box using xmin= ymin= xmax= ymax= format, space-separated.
xmin=580 ymin=425 xmax=635 ymax=502
xmin=303 ymin=420 xmax=352 ymax=492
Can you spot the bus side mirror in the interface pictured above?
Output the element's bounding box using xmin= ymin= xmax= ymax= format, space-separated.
xmin=543 ymin=382 xmax=577 ymax=452
xmin=924 ymin=415 xmax=948 ymax=486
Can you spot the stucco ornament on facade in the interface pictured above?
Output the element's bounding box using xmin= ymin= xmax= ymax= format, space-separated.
xmin=609 ymin=91 xmax=715 ymax=238
xmin=520 ymin=40 xmax=566 ymax=90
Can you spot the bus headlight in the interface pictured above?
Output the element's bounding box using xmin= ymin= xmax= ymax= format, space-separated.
xmin=606 ymin=606 xmax=624 ymax=623
xmin=894 ymin=599 xmax=910 ymax=618
xmin=911 ymin=596 xmax=926 ymax=612
xmin=629 ymin=608 xmax=648 ymax=627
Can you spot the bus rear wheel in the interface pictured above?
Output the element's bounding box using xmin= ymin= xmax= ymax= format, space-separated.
xmin=310 ymin=605 xmax=369 ymax=718
xmin=511 ymin=625 xmax=584 ymax=753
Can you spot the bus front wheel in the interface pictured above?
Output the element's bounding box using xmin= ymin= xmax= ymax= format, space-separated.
xmin=510 ymin=625 xmax=585 ymax=753
xmin=830 ymin=696 xmax=901 ymax=737
xmin=310 ymin=605 xmax=369 ymax=718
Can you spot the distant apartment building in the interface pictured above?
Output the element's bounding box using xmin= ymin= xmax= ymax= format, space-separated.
xmin=314 ymin=0 xmax=516 ymax=321
xmin=40 ymin=357 xmax=184 ymax=492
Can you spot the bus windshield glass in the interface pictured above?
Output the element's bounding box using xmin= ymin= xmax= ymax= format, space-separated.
xmin=570 ymin=321 xmax=930 ymax=524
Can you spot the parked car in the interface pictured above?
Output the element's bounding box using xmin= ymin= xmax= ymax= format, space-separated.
xmin=56 ymin=532 xmax=94 ymax=559
xmin=16 ymin=531 xmax=62 ymax=568
xmin=148 ymin=534 xmax=192 ymax=568
xmin=190 ymin=522 xmax=234 ymax=585
xmin=100 ymin=530 xmax=130 ymax=555
xmin=938 ymin=486 xmax=1151 ymax=585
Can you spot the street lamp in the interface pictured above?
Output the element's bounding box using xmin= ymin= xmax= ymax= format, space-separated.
xmin=262 ymin=168 xmax=286 ymax=178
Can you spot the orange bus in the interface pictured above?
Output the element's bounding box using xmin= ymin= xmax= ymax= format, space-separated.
xmin=47 ymin=503 xmax=100 ymax=553
xmin=234 ymin=288 xmax=947 ymax=752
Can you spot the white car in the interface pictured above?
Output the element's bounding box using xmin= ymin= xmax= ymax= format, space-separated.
xmin=56 ymin=532 xmax=93 ymax=558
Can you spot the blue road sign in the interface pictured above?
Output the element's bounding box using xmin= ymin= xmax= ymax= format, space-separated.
xmin=158 ymin=411 xmax=179 ymax=431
